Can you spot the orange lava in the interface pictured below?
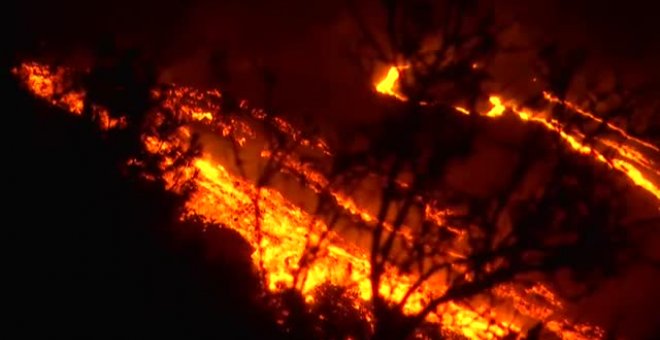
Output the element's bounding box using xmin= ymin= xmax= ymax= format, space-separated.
xmin=14 ymin=62 xmax=85 ymax=114
xmin=376 ymin=66 xmax=660 ymax=202
xmin=16 ymin=62 xmax=611 ymax=340
xmin=375 ymin=66 xmax=408 ymax=100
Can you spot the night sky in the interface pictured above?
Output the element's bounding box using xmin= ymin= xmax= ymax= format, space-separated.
xmin=11 ymin=0 xmax=660 ymax=124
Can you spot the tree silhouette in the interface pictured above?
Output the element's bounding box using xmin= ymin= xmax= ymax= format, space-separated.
xmin=8 ymin=1 xmax=659 ymax=338
xmin=272 ymin=1 xmax=660 ymax=338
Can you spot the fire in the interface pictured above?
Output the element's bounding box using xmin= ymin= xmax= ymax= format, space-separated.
xmin=16 ymin=62 xmax=610 ymax=339
xmin=542 ymin=91 xmax=659 ymax=153
xmin=14 ymin=62 xmax=85 ymax=114
xmin=485 ymin=96 xmax=505 ymax=117
xmin=186 ymin=156 xmax=518 ymax=338
xmin=455 ymin=106 xmax=471 ymax=115
xmin=375 ymin=66 xmax=660 ymax=202
xmin=506 ymin=102 xmax=660 ymax=201
xmin=375 ymin=66 xmax=407 ymax=100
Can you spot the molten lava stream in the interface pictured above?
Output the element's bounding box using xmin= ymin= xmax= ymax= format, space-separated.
xmin=16 ymin=62 xmax=609 ymax=339
xmin=375 ymin=66 xmax=660 ymax=202
xmin=185 ymin=157 xmax=519 ymax=339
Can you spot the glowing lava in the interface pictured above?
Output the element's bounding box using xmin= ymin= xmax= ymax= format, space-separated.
xmin=375 ymin=66 xmax=660 ymax=202
xmin=375 ymin=66 xmax=407 ymax=100
xmin=16 ymin=62 xmax=611 ymax=340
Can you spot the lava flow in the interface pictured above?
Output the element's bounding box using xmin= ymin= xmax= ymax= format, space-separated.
xmin=375 ymin=66 xmax=660 ymax=202
xmin=16 ymin=62 xmax=613 ymax=340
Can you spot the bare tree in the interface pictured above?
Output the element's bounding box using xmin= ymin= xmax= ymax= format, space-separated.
xmin=63 ymin=4 xmax=656 ymax=338
xmin=276 ymin=1 xmax=660 ymax=339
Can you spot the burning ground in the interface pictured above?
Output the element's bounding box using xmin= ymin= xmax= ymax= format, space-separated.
xmin=7 ymin=0 xmax=660 ymax=338
xmin=9 ymin=60 xmax=660 ymax=339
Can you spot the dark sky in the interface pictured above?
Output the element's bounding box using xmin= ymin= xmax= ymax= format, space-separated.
xmin=10 ymin=0 xmax=660 ymax=337
xmin=12 ymin=0 xmax=660 ymax=125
